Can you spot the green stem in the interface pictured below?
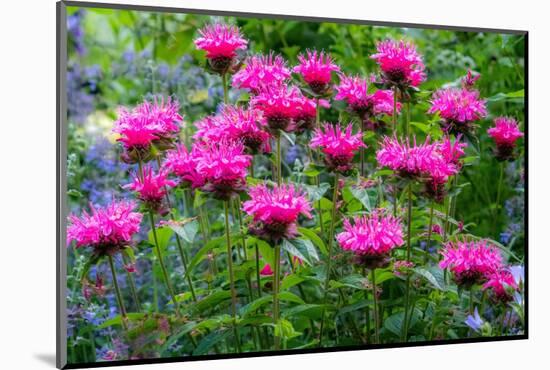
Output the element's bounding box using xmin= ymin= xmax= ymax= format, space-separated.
xmin=363 ymin=267 xmax=371 ymax=344
xmin=224 ymin=200 xmax=241 ymax=352
xmin=276 ymin=133 xmax=282 ymax=186
xmin=222 ymin=73 xmax=229 ymax=105
xmin=405 ymin=100 xmax=411 ymax=138
xmin=318 ymin=172 xmax=340 ymax=347
xmin=149 ymin=211 xmax=181 ymax=317
xmin=122 ymin=253 xmax=141 ymax=311
xmin=493 ymin=162 xmax=505 ymax=235
xmin=273 ymin=243 xmax=281 ymax=350
xmin=108 ymin=255 xmax=128 ymax=330
xmin=360 ymin=119 xmax=365 ymax=177
xmin=392 ymin=86 xmax=398 ymax=135
xmin=371 ymin=269 xmax=380 ymax=344
xmin=469 ymin=288 xmax=475 ymax=315
xmin=314 ymin=101 xmax=325 ymax=235
xmin=424 ymin=203 xmax=434 ymax=265
xmin=402 ymin=183 xmax=413 ymax=342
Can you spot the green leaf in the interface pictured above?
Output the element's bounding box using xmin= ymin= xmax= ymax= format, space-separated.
xmin=303 ymin=183 xmax=330 ymax=202
xmin=282 ymin=238 xmax=319 ymax=266
xmin=193 ymin=329 xmax=231 ymax=355
xmin=278 ymin=291 xmax=306 ymax=305
xmin=167 ymin=218 xmax=199 ymax=244
xmin=298 ymin=227 xmax=327 ymax=255
xmin=191 ymin=290 xmax=232 ymax=313
xmin=239 ymin=295 xmax=272 ymax=317
xmin=249 ymin=237 xmax=274 ymax=267
xmin=350 ymin=185 xmax=377 ymax=212
xmin=148 ymin=226 xmax=173 ymax=253
xmin=280 ymin=274 xmax=305 ymax=291
xmin=274 ymin=319 xmax=301 ymax=340
xmin=97 ymin=313 xmax=146 ymax=329
xmin=414 ymin=267 xmax=446 ymax=291
xmin=329 ymin=274 xmax=368 ymax=290
xmin=282 ymin=304 xmax=327 ymax=319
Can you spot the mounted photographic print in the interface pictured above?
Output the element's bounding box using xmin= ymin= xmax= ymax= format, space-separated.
xmin=56 ymin=1 xmax=528 ymax=368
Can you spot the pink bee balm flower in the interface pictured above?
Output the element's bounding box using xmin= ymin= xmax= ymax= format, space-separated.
xmin=260 ymin=263 xmax=273 ymax=276
xmin=428 ymin=87 xmax=487 ymax=135
xmin=232 ymin=53 xmax=291 ymax=93
xmin=482 ymin=269 xmax=518 ymax=303
xmin=194 ymin=106 xmax=272 ymax=154
xmin=194 ymin=23 xmax=248 ymax=74
xmin=371 ymin=39 xmax=426 ymax=88
xmin=439 ymin=239 xmax=503 ymax=287
xmin=125 ymin=166 xmax=177 ymax=214
xmin=243 ymin=183 xmax=312 ymax=243
xmin=251 ymin=85 xmax=300 ymax=132
xmin=293 ymin=93 xmax=329 ymax=133
xmin=67 ymin=200 xmax=142 ymax=256
xmin=113 ymin=97 xmax=183 ymax=163
xmin=487 ymin=117 xmax=524 ymax=161
xmin=437 ymin=135 xmax=467 ymax=168
xmin=462 ymin=69 xmax=481 ymax=90
xmin=335 ymin=74 xmax=400 ymax=116
xmin=336 ymin=211 xmax=404 ymax=269
xmin=195 ymin=140 xmax=252 ymax=200
xmin=310 ymin=122 xmax=366 ymax=173
xmin=293 ymin=50 xmax=340 ymax=94
xmin=163 ymin=144 xmax=205 ymax=189
xmin=376 ymin=135 xmax=438 ymax=178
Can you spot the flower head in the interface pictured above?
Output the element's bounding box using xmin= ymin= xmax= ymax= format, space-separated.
xmin=67 ymin=200 xmax=142 ymax=256
xmin=465 ymin=307 xmax=484 ymax=333
xmin=194 ymin=105 xmax=271 ymax=154
xmin=243 ymin=183 xmax=312 ymax=243
xmin=376 ymin=135 xmax=456 ymax=181
xmin=194 ymin=23 xmax=248 ymax=73
xmin=124 ymin=166 xmax=176 ymax=214
xmin=310 ymin=123 xmax=365 ymax=173
xmin=250 ymin=85 xmax=300 ymax=132
xmin=462 ymin=69 xmax=481 ymax=90
xmin=337 ymin=211 xmax=404 ymax=269
xmin=428 ymin=87 xmax=487 ymax=134
xmin=293 ymin=50 xmax=340 ymax=94
xmin=487 ymin=117 xmax=523 ymax=161
xmin=439 ymin=239 xmax=503 ymax=287
xmin=335 ymin=74 xmax=399 ymax=115
xmin=483 ymin=269 xmax=519 ymax=303
xmin=371 ymin=39 xmax=426 ymax=88
xmin=113 ymin=97 xmax=183 ymax=163
xmin=232 ymin=53 xmax=290 ymax=93
xmin=195 ymin=140 xmax=252 ymax=200
xmin=293 ymin=95 xmax=329 ymax=133
xmin=163 ymin=144 xmax=205 ymax=189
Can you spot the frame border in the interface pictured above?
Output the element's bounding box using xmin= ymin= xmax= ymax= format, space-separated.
xmin=56 ymin=1 xmax=529 ymax=369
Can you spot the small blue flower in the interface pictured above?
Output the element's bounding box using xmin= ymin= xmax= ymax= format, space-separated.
xmin=508 ymin=265 xmax=524 ymax=285
xmin=465 ymin=307 xmax=483 ymax=332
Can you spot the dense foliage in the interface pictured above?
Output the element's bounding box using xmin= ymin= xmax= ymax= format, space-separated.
xmin=65 ymin=7 xmax=525 ymax=364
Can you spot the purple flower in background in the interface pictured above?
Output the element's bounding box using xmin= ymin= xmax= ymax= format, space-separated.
xmin=465 ymin=307 xmax=483 ymax=332
xmin=67 ymin=9 xmax=86 ymax=55
xmin=67 ymin=64 xmax=102 ymax=124
xmin=508 ymin=265 xmax=524 ymax=285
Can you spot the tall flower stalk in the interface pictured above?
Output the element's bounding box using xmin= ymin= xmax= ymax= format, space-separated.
xmin=224 ymin=200 xmax=242 ymax=352
xmin=402 ymin=183 xmax=413 ymax=341
xmin=108 ymin=255 xmax=128 ymax=329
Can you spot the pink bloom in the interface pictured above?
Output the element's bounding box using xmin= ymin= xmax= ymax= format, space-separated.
xmin=250 ymin=85 xmax=301 ymax=132
xmin=462 ymin=69 xmax=480 ymax=90
xmin=439 ymin=239 xmax=503 ymax=287
xmin=432 ymin=224 xmax=443 ymax=236
xmin=310 ymin=122 xmax=365 ymax=173
xmin=483 ymin=269 xmax=518 ymax=303
xmin=194 ymin=23 xmax=247 ymax=59
xmin=293 ymin=94 xmax=329 ymax=132
xmin=125 ymin=166 xmax=177 ymax=214
xmin=371 ymin=39 xmax=426 ymax=87
xmin=195 ymin=140 xmax=252 ymax=200
xmin=335 ymin=73 xmax=400 ymax=117
xmin=428 ymin=87 xmax=487 ymax=134
xmin=260 ymin=263 xmax=273 ymax=276
xmin=293 ymin=50 xmax=340 ymax=93
xmin=487 ymin=117 xmax=524 ymax=146
xmin=336 ymin=211 xmax=404 ymax=268
xmin=232 ymin=53 xmax=291 ymax=92
xmin=194 ymin=105 xmax=271 ymax=154
xmin=487 ymin=117 xmax=524 ymax=161
xmin=393 ymin=260 xmax=415 ymax=277
xmin=113 ymin=98 xmax=183 ymax=162
xmin=243 ymin=183 xmax=312 ymax=243
xmin=67 ymin=200 xmax=142 ymax=255
xmin=437 ymin=135 xmax=467 ymax=167
xmin=163 ymin=144 xmax=205 ymax=189
xmin=376 ymin=135 xmax=448 ymax=178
